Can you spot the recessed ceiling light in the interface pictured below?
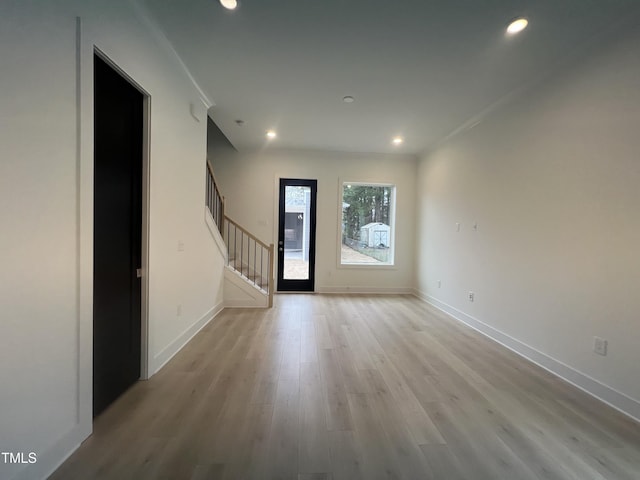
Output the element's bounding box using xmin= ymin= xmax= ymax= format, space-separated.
xmin=266 ymin=130 xmax=277 ymax=139
xmin=343 ymin=96 xmax=355 ymax=103
xmin=220 ymin=0 xmax=237 ymax=10
xmin=507 ymin=18 xmax=528 ymax=35
xmin=392 ymin=136 xmax=404 ymax=145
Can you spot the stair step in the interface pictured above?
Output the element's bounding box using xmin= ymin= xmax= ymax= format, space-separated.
xmin=227 ymin=264 xmax=268 ymax=289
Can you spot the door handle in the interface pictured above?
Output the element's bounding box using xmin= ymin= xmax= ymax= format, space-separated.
xmin=279 ymin=241 xmax=284 ymax=245
xmin=279 ymin=247 xmax=283 ymax=252
xmin=136 ymin=268 xmax=143 ymax=278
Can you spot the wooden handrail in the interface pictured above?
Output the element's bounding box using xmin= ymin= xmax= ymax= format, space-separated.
xmin=207 ymin=163 xmax=273 ymax=307
xmin=206 ymin=161 xmax=221 ymax=199
xmin=224 ymin=215 xmax=271 ymax=251
xmin=224 ymin=214 xmax=275 ymax=305
xmin=206 ymin=159 xmax=215 ymax=178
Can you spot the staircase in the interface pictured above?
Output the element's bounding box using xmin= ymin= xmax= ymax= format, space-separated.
xmin=206 ymin=161 xmax=274 ymax=307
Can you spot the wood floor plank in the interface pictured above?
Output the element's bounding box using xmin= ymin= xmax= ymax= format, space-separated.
xmin=327 ymin=430 xmax=364 ymax=480
xmin=358 ymin=369 xmax=436 ymax=479
xmin=314 ymin=314 xmax=334 ymax=350
xmin=264 ymin=377 xmax=300 ymax=480
xmin=220 ymin=402 xmax=274 ymax=480
xmin=50 ymin=295 xmax=640 ymax=480
xmin=298 ymin=361 xmax=332 ymax=474
xmin=419 ymin=444 xmax=468 ymax=480
xmin=318 ymin=348 xmax=353 ymax=431
xmin=367 ymin=354 xmax=445 ymax=445
xmin=346 ymin=393 xmax=405 ymax=480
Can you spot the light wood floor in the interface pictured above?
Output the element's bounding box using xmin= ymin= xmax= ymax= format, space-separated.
xmin=51 ymin=295 xmax=640 ymax=480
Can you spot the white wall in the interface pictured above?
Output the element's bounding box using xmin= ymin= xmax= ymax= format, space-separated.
xmin=209 ymin=145 xmax=417 ymax=293
xmin=415 ymin=27 xmax=640 ymax=420
xmin=0 ymin=1 xmax=225 ymax=479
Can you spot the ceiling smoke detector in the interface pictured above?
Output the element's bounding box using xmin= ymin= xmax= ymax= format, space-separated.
xmin=343 ymin=96 xmax=355 ymax=103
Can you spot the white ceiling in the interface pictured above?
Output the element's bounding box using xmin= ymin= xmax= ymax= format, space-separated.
xmin=142 ymin=0 xmax=640 ymax=155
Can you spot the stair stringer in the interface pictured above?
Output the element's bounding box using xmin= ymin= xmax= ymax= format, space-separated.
xmin=224 ymin=266 xmax=269 ymax=308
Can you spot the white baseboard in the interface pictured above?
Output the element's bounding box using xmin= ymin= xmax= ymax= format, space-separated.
xmin=317 ymin=286 xmax=413 ymax=294
xmin=25 ymin=304 xmax=223 ymax=480
xmin=10 ymin=421 xmax=90 ymax=480
xmin=224 ymin=299 xmax=269 ymax=307
xmin=412 ymin=289 xmax=640 ymax=424
xmin=152 ymin=301 xmax=224 ymax=375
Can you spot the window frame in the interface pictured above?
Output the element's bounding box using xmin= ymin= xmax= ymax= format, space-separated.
xmin=337 ymin=180 xmax=397 ymax=269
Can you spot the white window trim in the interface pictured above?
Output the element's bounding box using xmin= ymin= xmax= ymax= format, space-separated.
xmin=337 ymin=180 xmax=397 ymax=269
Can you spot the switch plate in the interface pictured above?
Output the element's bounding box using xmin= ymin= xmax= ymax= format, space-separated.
xmin=594 ymin=337 xmax=607 ymax=356
xmin=177 ymin=304 xmax=182 ymax=316
xmin=437 ymin=280 xmax=441 ymax=288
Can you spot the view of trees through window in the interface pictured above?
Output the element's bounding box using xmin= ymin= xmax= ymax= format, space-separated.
xmin=341 ymin=183 xmax=394 ymax=265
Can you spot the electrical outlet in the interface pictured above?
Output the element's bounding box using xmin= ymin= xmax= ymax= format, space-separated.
xmin=468 ymin=291 xmax=474 ymax=302
xmin=177 ymin=304 xmax=182 ymax=316
xmin=594 ymin=337 xmax=607 ymax=356
xmin=178 ymin=240 xmax=185 ymax=251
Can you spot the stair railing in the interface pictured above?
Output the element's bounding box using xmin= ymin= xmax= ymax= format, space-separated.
xmin=224 ymin=215 xmax=274 ymax=308
xmin=205 ymin=160 xmax=224 ymax=234
xmin=206 ymin=161 xmax=274 ymax=307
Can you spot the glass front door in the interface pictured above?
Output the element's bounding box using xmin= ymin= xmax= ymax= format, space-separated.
xmin=277 ymin=179 xmax=317 ymax=291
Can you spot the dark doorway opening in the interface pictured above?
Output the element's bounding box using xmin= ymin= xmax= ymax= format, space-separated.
xmin=93 ymin=54 xmax=143 ymax=417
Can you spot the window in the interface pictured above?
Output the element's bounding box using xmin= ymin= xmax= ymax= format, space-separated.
xmin=340 ymin=182 xmax=395 ymax=266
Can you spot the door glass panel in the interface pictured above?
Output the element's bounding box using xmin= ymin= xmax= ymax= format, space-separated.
xmin=283 ymin=185 xmax=311 ymax=280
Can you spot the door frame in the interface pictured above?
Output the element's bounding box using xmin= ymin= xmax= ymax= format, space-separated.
xmin=93 ymin=48 xmax=151 ymax=381
xmin=276 ymin=178 xmax=318 ymax=292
